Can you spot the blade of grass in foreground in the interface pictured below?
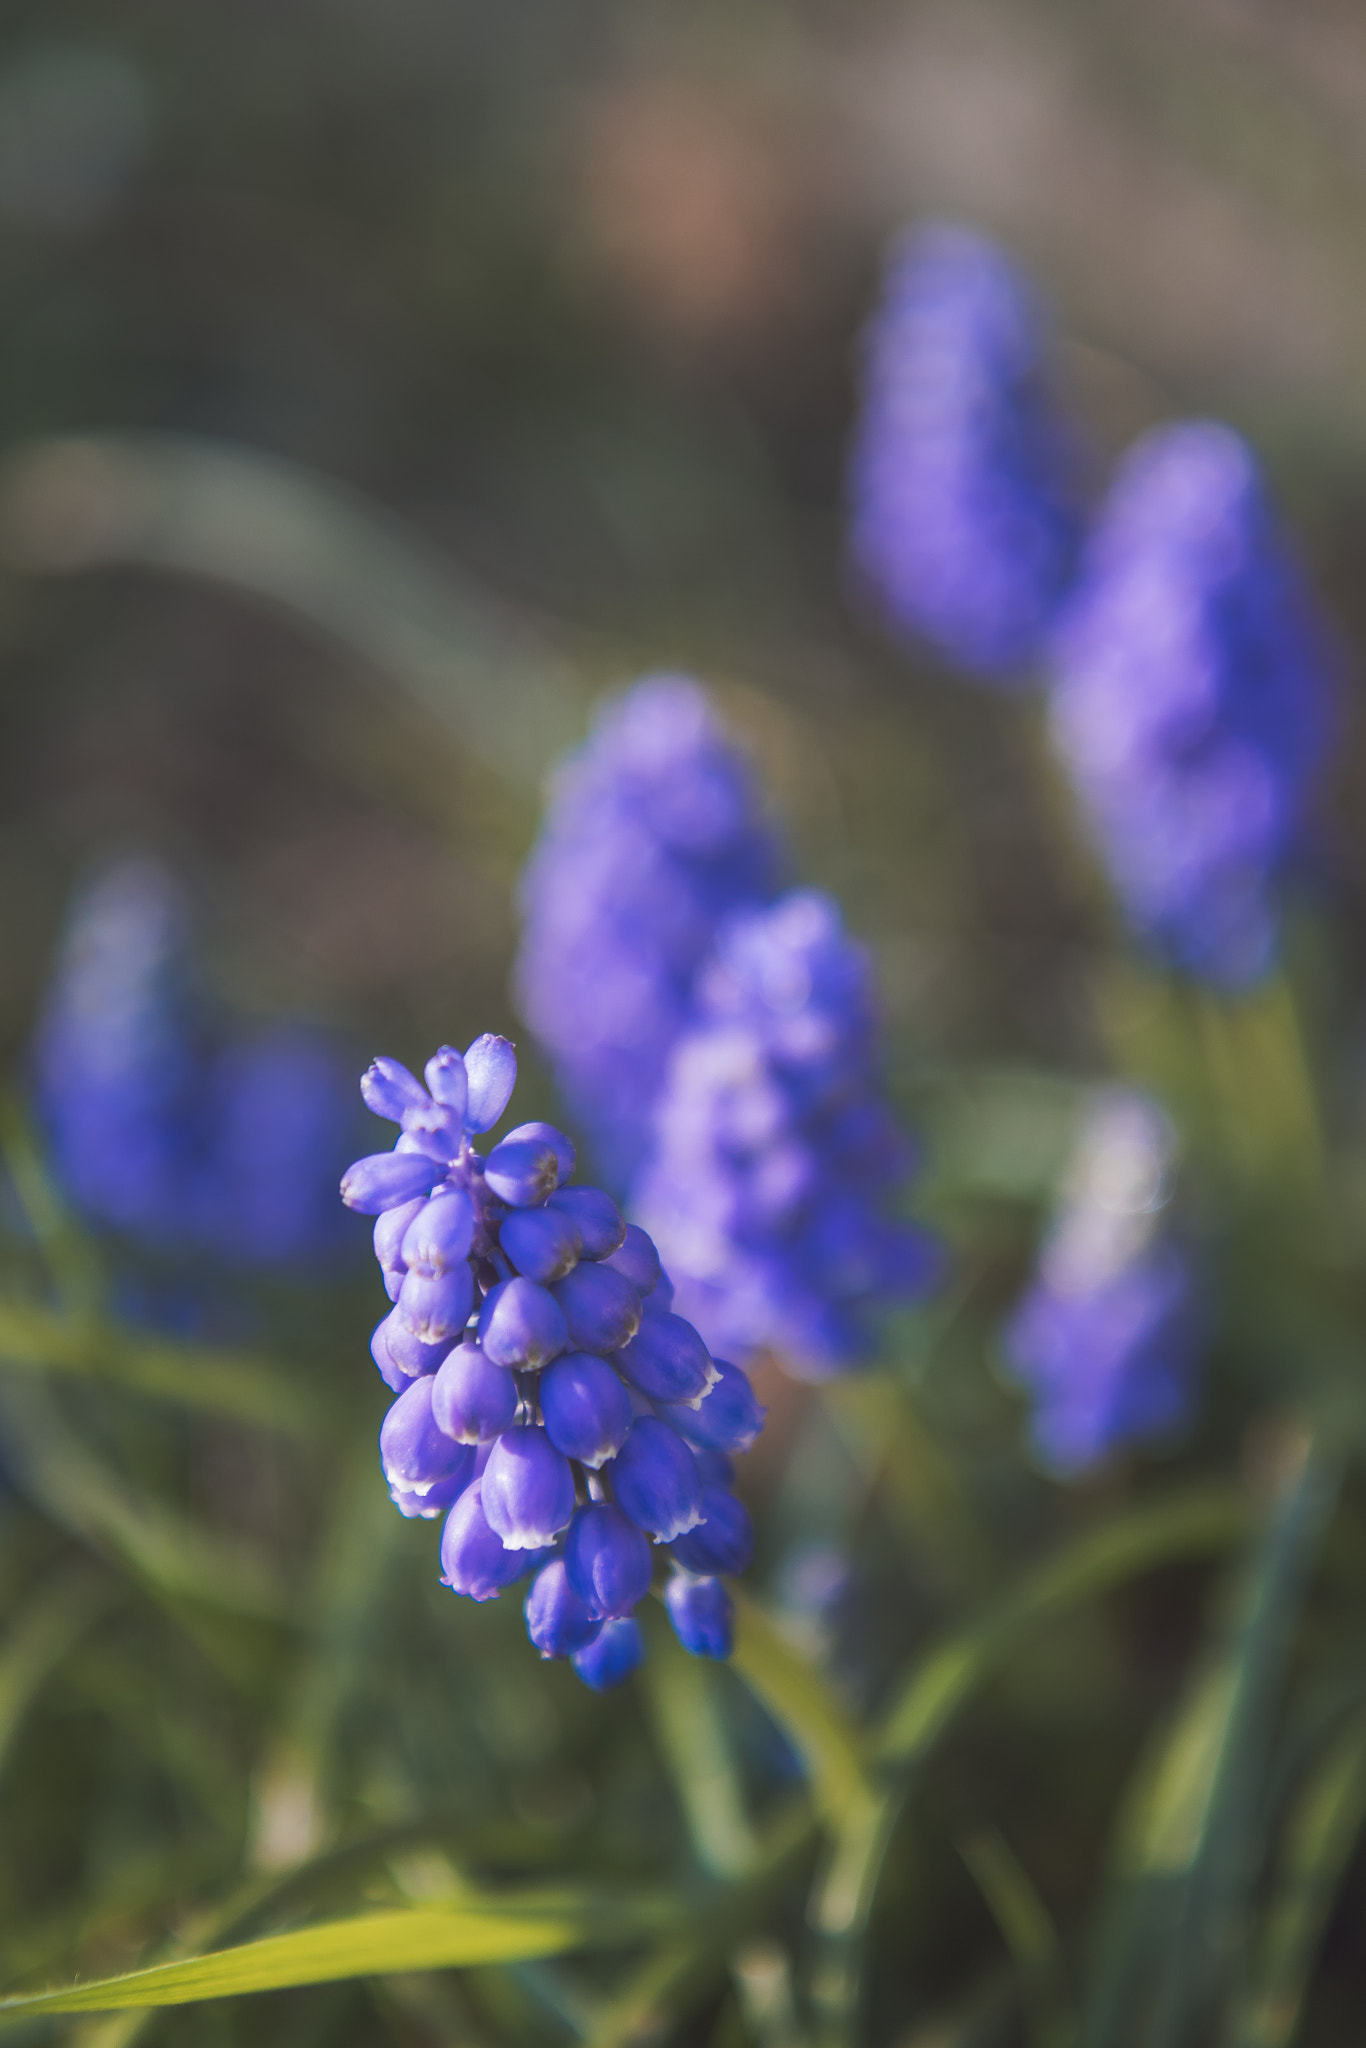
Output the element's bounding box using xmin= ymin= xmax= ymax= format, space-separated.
xmin=0 ymin=1891 xmax=666 ymax=2021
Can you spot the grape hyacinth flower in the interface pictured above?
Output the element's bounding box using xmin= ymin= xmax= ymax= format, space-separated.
xmin=1002 ymin=1087 xmax=1200 ymax=1476
xmin=514 ymin=674 xmax=781 ymax=1188
xmin=633 ymin=890 xmax=939 ymax=1379
xmin=1049 ymin=422 xmax=1334 ymax=986
xmin=342 ymin=1033 xmax=766 ymax=1687
xmin=848 ymin=221 xmax=1081 ymax=680
xmin=34 ymin=857 xmax=201 ymax=1243
xmin=34 ymin=856 xmax=359 ymax=1270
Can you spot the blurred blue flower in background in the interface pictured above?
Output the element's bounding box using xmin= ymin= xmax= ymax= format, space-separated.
xmin=342 ymin=1034 xmax=765 ymax=1684
xmin=514 ymin=673 xmax=782 ymax=1189
xmin=35 ymin=857 xmax=201 ymax=1245
xmin=1049 ymin=421 xmax=1334 ymax=985
xmin=1003 ymin=1087 xmax=1200 ymax=1475
xmin=633 ymin=889 xmax=939 ymax=1379
xmin=847 ymin=221 xmax=1082 ymax=681
xmin=35 ymin=855 xmax=357 ymax=1271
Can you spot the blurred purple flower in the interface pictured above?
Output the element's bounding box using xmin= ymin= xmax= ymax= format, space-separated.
xmin=1049 ymin=422 xmax=1334 ymax=985
xmin=848 ymin=221 xmax=1081 ymax=680
xmin=514 ymin=673 xmax=781 ymax=1187
xmin=1003 ymin=1088 xmax=1201 ymax=1475
xmin=633 ymin=889 xmax=939 ymax=1379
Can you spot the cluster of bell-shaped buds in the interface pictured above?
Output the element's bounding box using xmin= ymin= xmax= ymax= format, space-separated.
xmin=35 ymin=856 xmax=357 ymax=1267
xmin=633 ymin=891 xmax=940 ymax=1380
xmin=1049 ymin=422 xmax=1334 ymax=986
xmin=514 ymin=674 xmax=782 ymax=1189
xmin=847 ymin=221 xmax=1081 ymax=681
xmin=341 ymin=1035 xmax=766 ymax=1689
xmin=1002 ymin=1088 xmax=1200 ymax=1476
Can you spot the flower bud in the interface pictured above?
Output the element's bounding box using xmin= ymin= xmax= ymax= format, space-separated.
xmin=499 ymin=1205 xmax=581 ymax=1284
xmin=400 ymin=1188 xmax=475 ymax=1276
xmin=546 ymin=1185 xmax=625 ymax=1257
xmin=665 ymin=1573 xmax=733 ymax=1658
xmin=572 ymin=1615 xmax=644 ymax=1690
xmin=360 ymin=1056 xmax=428 ymax=1124
xmin=389 ymin=1465 xmax=473 ymax=1520
xmin=397 ymin=1263 xmax=475 ymax=1346
xmin=539 ymin=1352 xmax=633 ymax=1468
xmin=440 ymin=1480 xmax=531 ymax=1600
xmin=565 ymin=1502 xmax=652 ymax=1618
xmin=484 ymin=1137 xmax=560 ymax=1207
xmin=661 ymin=1357 xmax=765 ymax=1454
xmin=464 ymin=1034 xmax=518 ymax=1132
xmin=381 ymin=1375 xmax=477 ymax=1496
xmin=374 ymin=1196 xmax=424 ymax=1280
xmin=600 ymin=1224 xmax=661 ymax=1296
xmin=609 ymin=1417 xmax=702 ymax=1540
xmin=481 ymin=1426 xmax=576 ymax=1549
xmin=552 ymin=1263 xmax=642 ymax=1353
xmin=341 ymin=1149 xmax=440 ymax=1214
xmin=370 ymin=1315 xmax=412 ymax=1393
xmin=503 ymin=1120 xmax=576 ymax=1183
xmin=669 ymin=1487 xmax=753 ymax=1576
xmin=524 ymin=1559 xmax=603 ymax=1658
xmin=378 ymin=1305 xmax=453 ymax=1377
xmin=424 ymin=1045 xmax=469 ymax=1121
xmin=612 ymin=1305 xmax=716 ymax=1404
xmin=478 ymin=1277 xmax=568 ymax=1371
xmin=431 ymin=1342 xmax=518 ymax=1444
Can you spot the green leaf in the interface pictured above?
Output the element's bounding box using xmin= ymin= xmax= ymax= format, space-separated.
xmin=1234 ymin=1705 xmax=1366 ymax=2048
xmin=643 ymin=1613 xmax=759 ymax=1881
xmin=0 ymin=1893 xmax=659 ymax=2021
xmin=729 ymin=1590 xmax=875 ymax=1827
xmin=1078 ymin=1431 xmax=1339 ymax=2048
xmin=876 ymin=1483 xmax=1248 ymax=1769
xmin=0 ymin=1296 xmax=321 ymax=1437
xmin=0 ymin=433 xmax=583 ymax=789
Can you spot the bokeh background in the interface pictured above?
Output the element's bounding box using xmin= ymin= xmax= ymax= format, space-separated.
xmin=4 ymin=3 xmax=1366 ymax=2044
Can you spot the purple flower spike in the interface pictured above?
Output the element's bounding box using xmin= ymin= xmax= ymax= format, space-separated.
xmin=482 ymin=1426 xmax=576 ymax=1549
xmin=440 ymin=1481 xmax=529 ymax=1600
xmin=341 ymin=1149 xmax=440 ymax=1215
xmin=503 ymin=1121 xmax=576 ymax=1183
xmin=424 ymin=1045 xmax=469 ymax=1121
xmin=540 ymin=1352 xmax=634 ymax=1468
xmin=525 ymin=1559 xmax=603 ymax=1658
xmin=376 ymin=1305 xmax=453 ymax=1377
xmin=662 ymin=1357 xmax=766 ymax=1454
xmin=400 ymin=1189 xmax=475 ymax=1276
xmin=547 ymin=1186 xmax=626 ymax=1258
xmin=360 ymin=1056 xmax=429 ymax=1124
xmin=669 ymin=1487 xmax=753 ymax=1576
xmin=601 ymin=1225 xmax=661 ymax=1297
xmin=572 ymin=1615 xmax=644 ymax=1690
xmin=500 ymin=1206 xmax=581 ymax=1285
xmin=612 ymin=1305 xmax=716 ymax=1405
xmin=370 ymin=1316 xmax=412 ymax=1393
xmin=610 ymin=1417 xmax=703 ymax=1540
xmin=665 ymin=1573 xmax=734 ymax=1658
xmin=381 ymin=1375 xmax=477 ymax=1495
xmin=397 ymin=1263 xmax=475 ymax=1346
xmin=464 ymin=1034 xmax=518 ymax=1132
xmin=847 ymin=222 xmax=1080 ymax=680
xmin=552 ymin=1263 xmax=642 ymax=1354
xmin=431 ymin=1342 xmax=519 ymax=1444
xmin=484 ymin=1137 xmax=560 ymax=1208
xmin=565 ymin=1502 xmax=652 ymax=1618
xmin=478 ymin=1276 xmax=569 ymax=1371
